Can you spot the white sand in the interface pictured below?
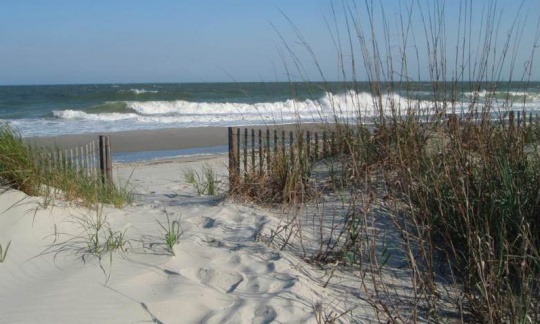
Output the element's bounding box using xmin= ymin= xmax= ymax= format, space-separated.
xmin=0 ymin=154 xmax=380 ymax=323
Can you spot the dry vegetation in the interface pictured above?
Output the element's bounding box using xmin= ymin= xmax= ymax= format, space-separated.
xmin=230 ymin=0 xmax=540 ymax=322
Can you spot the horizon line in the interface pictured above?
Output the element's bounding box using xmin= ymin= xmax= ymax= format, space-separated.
xmin=1 ymin=80 xmax=539 ymax=87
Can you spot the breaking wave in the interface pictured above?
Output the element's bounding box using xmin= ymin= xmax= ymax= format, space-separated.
xmin=19 ymin=89 xmax=540 ymax=137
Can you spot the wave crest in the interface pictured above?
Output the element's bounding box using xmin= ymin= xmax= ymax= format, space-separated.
xmin=51 ymin=91 xmax=440 ymax=125
xmin=53 ymin=109 xmax=140 ymax=121
xmin=131 ymin=89 xmax=158 ymax=95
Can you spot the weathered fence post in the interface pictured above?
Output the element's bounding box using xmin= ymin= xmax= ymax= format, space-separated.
xmin=314 ymin=131 xmax=319 ymax=160
xmin=251 ymin=129 xmax=255 ymax=173
xmin=266 ymin=129 xmax=271 ymax=173
xmin=289 ymin=131 xmax=294 ymax=164
xmin=258 ymin=129 xmax=263 ymax=175
xmin=509 ymin=111 xmax=515 ymax=135
xmin=92 ymin=141 xmax=97 ymax=178
xmin=281 ymin=130 xmax=286 ymax=159
xmin=273 ymin=129 xmax=278 ymax=158
xmin=243 ymin=128 xmax=248 ymax=177
xmin=99 ymin=135 xmax=112 ymax=184
xmin=306 ymin=131 xmax=311 ymax=161
xmin=228 ymin=127 xmax=239 ymax=189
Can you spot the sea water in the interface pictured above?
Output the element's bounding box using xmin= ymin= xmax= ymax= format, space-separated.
xmin=2 ymin=81 xmax=538 ymax=162
xmin=1 ymin=82 xmax=539 ymax=138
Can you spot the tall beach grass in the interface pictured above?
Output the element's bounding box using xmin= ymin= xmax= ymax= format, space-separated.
xmin=231 ymin=0 xmax=540 ymax=322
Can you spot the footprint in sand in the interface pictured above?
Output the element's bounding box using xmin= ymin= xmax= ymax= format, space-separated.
xmin=179 ymin=268 xmax=244 ymax=294
xmin=268 ymin=273 xmax=297 ymax=293
xmin=189 ymin=216 xmax=216 ymax=228
xmin=227 ymin=254 xmax=241 ymax=264
xmin=253 ymin=305 xmax=277 ymax=324
xmin=222 ymin=212 xmax=244 ymax=223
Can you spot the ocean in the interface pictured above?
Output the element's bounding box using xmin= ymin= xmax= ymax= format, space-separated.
xmin=1 ymin=82 xmax=539 ymax=138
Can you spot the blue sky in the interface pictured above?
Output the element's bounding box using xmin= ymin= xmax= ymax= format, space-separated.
xmin=0 ymin=0 xmax=538 ymax=85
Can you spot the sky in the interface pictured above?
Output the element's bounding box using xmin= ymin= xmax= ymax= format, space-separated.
xmin=0 ymin=0 xmax=538 ymax=85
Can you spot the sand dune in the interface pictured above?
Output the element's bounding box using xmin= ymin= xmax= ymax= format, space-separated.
xmin=0 ymin=154 xmax=376 ymax=323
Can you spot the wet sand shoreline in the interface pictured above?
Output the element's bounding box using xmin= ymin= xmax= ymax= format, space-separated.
xmin=24 ymin=124 xmax=327 ymax=153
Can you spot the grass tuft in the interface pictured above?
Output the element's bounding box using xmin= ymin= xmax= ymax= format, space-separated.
xmin=157 ymin=210 xmax=183 ymax=256
xmin=182 ymin=163 xmax=221 ymax=196
xmin=77 ymin=206 xmax=129 ymax=256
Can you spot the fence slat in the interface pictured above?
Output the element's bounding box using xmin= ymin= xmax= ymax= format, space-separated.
xmin=289 ymin=131 xmax=294 ymax=164
xmin=251 ymin=129 xmax=255 ymax=173
xmin=243 ymin=128 xmax=248 ymax=177
xmin=258 ymin=129 xmax=263 ymax=175
xmin=281 ymin=130 xmax=286 ymax=159
xmin=266 ymin=129 xmax=271 ymax=173
xmin=92 ymin=141 xmax=97 ymax=177
xmin=306 ymin=131 xmax=311 ymax=161
xmin=314 ymin=131 xmax=319 ymax=160
xmin=99 ymin=135 xmax=112 ymax=184
xmin=85 ymin=144 xmax=89 ymax=176
xmin=228 ymin=127 xmax=239 ymax=187
xmin=273 ymin=130 xmax=278 ymax=157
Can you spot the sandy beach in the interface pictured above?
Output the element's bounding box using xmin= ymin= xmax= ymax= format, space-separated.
xmin=3 ymin=0 xmax=538 ymax=321
xmin=1 ymin=127 xmax=378 ymax=323
xmin=1 ymin=158 xmax=314 ymax=322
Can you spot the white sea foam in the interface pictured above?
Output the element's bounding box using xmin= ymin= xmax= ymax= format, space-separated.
xmin=123 ymin=91 xmax=436 ymax=119
xmin=17 ymin=91 xmax=429 ymax=137
xmin=120 ymin=89 xmax=159 ymax=95
xmin=125 ymin=98 xmax=323 ymax=116
xmin=34 ymin=91 xmax=456 ymax=136
xmin=137 ymin=89 xmax=158 ymax=94
xmin=463 ymin=90 xmax=540 ymax=101
xmin=17 ymin=90 xmax=538 ymax=138
xmin=53 ymin=109 xmax=140 ymax=121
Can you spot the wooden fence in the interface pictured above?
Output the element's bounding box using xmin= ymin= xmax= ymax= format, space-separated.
xmin=228 ymin=126 xmax=339 ymax=186
xmin=452 ymin=110 xmax=538 ymax=127
xmin=228 ymin=110 xmax=540 ymax=186
xmin=37 ymin=135 xmax=113 ymax=183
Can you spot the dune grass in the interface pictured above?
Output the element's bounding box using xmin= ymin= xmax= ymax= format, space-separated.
xmin=230 ymin=0 xmax=540 ymax=322
xmin=182 ymin=163 xmax=222 ymax=196
xmin=77 ymin=206 xmax=129 ymax=256
xmin=0 ymin=123 xmax=132 ymax=207
xmin=0 ymin=124 xmax=41 ymax=195
xmin=157 ymin=210 xmax=183 ymax=256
